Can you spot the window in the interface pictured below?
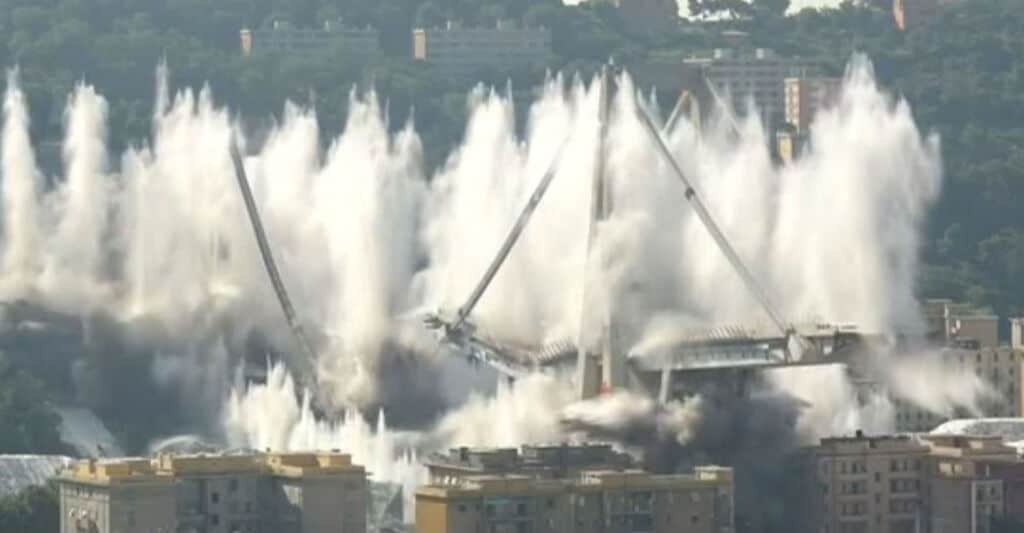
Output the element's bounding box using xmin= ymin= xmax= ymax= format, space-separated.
xmin=211 ymin=492 xmax=220 ymax=504
xmin=229 ymin=479 xmax=239 ymax=492
xmin=211 ymin=514 xmax=220 ymax=526
xmin=458 ymin=504 xmax=467 ymax=512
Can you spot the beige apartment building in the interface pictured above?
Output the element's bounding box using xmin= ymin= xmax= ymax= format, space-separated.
xmin=922 ymin=434 xmax=1019 ymax=533
xmin=416 ymin=467 xmax=735 ymax=533
xmin=894 ymin=345 xmax=1024 ymax=433
xmin=922 ymin=299 xmax=999 ymax=348
xmin=58 ymin=452 xmax=367 ymax=533
xmin=424 ymin=444 xmax=632 ymax=484
xmin=412 ymin=21 xmax=551 ymax=79
xmin=784 ymin=76 xmax=842 ymax=132
xmin=802 ymin=432 xmax=1024 ymax=533
xmin=241 ymin=19 xmax=379 ymax=61
xmin=682 ymin=48 xmax=817 ymax=129
xmin=804 ymin=433 xmax=930 ymax=533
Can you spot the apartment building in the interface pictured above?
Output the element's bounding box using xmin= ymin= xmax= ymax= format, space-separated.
xmin=893 ymin=346 xmax=1024 ymax=433
xmin=412 ymin=21 xmax=551 ymax=79
xmin=893 ymin=398 xmax=949 ymax=434
xmin=922 ymin=434 xmax=1019 ymax=533
xmin=416 ymin=467 xmax=735 ymax=533
xmin=58 ymin=452 xmax=367 ymax=533
xmin=424 ymin=444 xmax=632 ymax=484
xmin=682 ymin=48 xmax=817 ymax=129
xmin=922 ymin=299 xmax=999 ymax=348
xmin=804 ymin=433 xmax=930 ymax=533
xmin=241 ymin=19 xmax=379 ymax=61
xmin=784 ymin=76 xmax=842 ymax=132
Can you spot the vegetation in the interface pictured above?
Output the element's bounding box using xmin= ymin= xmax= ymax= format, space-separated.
xmin=0 ymin=482 xmax=59 ymax=533
xmin=0 ymin=352 xmax=65 ymax=455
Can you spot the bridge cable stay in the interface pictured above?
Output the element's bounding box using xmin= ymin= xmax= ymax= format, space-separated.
xmin=634 ymin=104 xmax=792 ymax=343
xmin=444 ymin=133 xmax=575 ymax=334
xmin=229 ymin=143 xmax=319 ymax=376
xmin=703 ymin=77 xmax=743 ymax=135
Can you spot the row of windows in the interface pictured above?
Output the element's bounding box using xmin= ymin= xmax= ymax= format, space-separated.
xmin=839 ymin=502 xmax=867 ymax=516
xmin=839 ymin=481 xmax=867 ymax=495
xmin=890 ymin=499 xmax=918 ymax=513
xmin=890 ymin=459 xmax=922 ymax=473
xmin=890 ymin=478 xmax=921 ymax=493
xmin=821 ymin=457 xmax=924 ymax=476
xmin=976 ymin=484 xmax=1002 ymax=501
xmin=975 ymin=503 xmax=1002 ymax=516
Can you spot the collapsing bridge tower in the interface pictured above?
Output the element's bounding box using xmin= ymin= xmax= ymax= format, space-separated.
xmin=423 ymin=64 xmax=867 ymax=403
xmin=576 ymin=67 xmax=624 ymax=400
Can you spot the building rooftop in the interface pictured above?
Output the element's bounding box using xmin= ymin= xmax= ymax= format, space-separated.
xmin=423 ymin=443 xmax=633 ymax=478
xmin=416 ymin=466 xmax=733 ymax=499
xmin=60 ymin=451 xmax=363 ymax=486
xmin=816 ymin=432 xmax=930 ymax=454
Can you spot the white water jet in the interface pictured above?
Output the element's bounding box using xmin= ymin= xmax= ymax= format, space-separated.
xmin=0 ymin=68 xmax=43 ymax=292
xmin=39 ymin=83 xmax=111 ymax=309
xmin=0 ymin=58 xmax=979 ymax=513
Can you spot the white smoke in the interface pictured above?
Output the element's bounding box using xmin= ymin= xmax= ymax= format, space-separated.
xmin=223 ymin=363 xmax=426 ymax=522
xmin=0 ymin=68 xmax=42 ymax=291
xmin=38 ymin=83 xmax=112 ymax=310
xmin=0 ymin=56 xmax=980 ymax=508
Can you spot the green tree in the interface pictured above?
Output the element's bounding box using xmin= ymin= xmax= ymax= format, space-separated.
xmin=415 ymin=1 xmax=445 ymax=28
xmin=0 ymin=482 xmax=59 ymax=533
xmin=754 ymin=0 xmax=790 ymax=17
xmin=0 ymin=353 xmax=65 ymax=455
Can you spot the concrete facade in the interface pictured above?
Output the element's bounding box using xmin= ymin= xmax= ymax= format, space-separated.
xmin=922 ymin=435 xmax=1018 ymax=533
xmin=800 ymin=433 xmax=1024 ymax=533
xmin=784 ymin=76 xmax=841 ymax=132
xmin=683 ymin=49 xmax=817 ymax=129
xmin=894 ymin=347 xmax=1024 ymax=433
xmin=241 ymin=20 xmax=379 ymax=61
xmin=806 ymin=434 xmax=930 ymax=533
xmin=58 ymin=452 xmax=367 ymax=533
xmin=412 ymin=21 xmax=551 ymax=78
xmin=424 ymin=444 xmax=632 ymax=485
xmin=922 ymin=299 xmax=999 ymax=349
xmin=416 ymin=467 xmax=734 ymax=533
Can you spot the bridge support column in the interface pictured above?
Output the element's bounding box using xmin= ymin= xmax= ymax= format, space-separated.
xmin=658 ymin=368 xmax=672 ymax=404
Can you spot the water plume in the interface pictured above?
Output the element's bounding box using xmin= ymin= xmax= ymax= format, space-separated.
xmin=0 ymin=68 xmax=42 ymax=291
xmin=39 ymin=83 xmax=112 ymax=310
xmin=0 ymin=57 xmax=986 ymax=528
